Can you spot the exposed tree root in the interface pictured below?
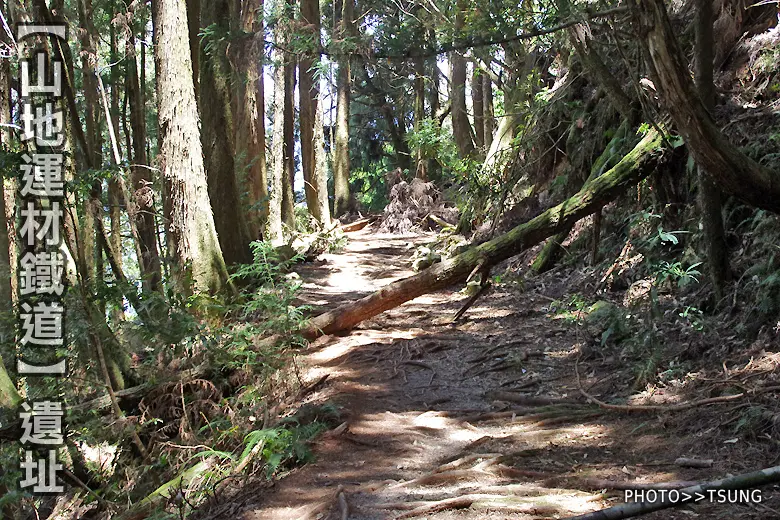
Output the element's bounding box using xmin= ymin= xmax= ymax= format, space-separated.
xmin=576 ymin=356 xmax=780 ymax=412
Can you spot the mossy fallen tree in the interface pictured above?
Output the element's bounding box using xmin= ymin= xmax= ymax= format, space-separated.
xmin=532 ymin=121 xmax=634 ymax=273
xmin=302 ymin=128 xmax=668 ymax=338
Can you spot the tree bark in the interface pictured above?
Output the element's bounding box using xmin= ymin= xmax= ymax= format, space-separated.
xmin=234 ymin=0 xmax=268 ymax=240
xmin=482 ymin=74 xmax=495 ymax=150
xmin=333 ymin=0 xmax=354 ymax=215
xmin=413 ymin=56 xmax=427 ymax=180
xmin=0 ymin=40 xmax=13 ymax=309
xmin=450 ymin=2 xmax=476 ymax=160
xmin=303 ymin=129 xmax=667 ymax=337
xmin=267 ymin=6 xmax=287 ymax=244
xmin=127 ymin=32 xmax=163 ymax=293
xmin=633 ymin=0 xmax=780 ymax=213
xmin=694 ymin=0 xmax=729 ymax=300
xmin=472 ymin=68 xmax=485 ymax=151
xmin=200 ymin=0 xmax=253 ymax=265
xmin=152 ymin=0 xmax=231 ymax=294
xmin=299 ymin=0 xmax=331 ymax=225
xmin=282 ymin=50 xmax=296 ymax=227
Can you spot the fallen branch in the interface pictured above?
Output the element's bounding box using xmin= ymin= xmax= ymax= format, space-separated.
xmin=487 ymin=391 xmax=580 ymax=406
xmin=562 ymin=464 xmax=780 ymax=519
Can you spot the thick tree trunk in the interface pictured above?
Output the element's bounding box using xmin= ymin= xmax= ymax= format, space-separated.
xmin=234 ymin=0 xmax=268 ymax=240
xmin=152 ymin=0 xmax=231 ymax=294
xmin=451 ymin=58 xmax=475 ymax=159
xmin=633 ymin=0 xmax=780 ymax=213
xmin=282 ymin=52 xmax=296 ymax=227
xmin=694 ymin=0 xmax=729 ymax=300
xmin=267 ymin=12 xmax=287 ymax=244
xmin=200 ymin=0 xmax=253 ymax=265
xmin=451 ymin=1 xmax=475 ymax=158
xmin=303 ymin=129 xmax=667 ymax=337
xmin=128 ymin=33 xmax=163 ymax=293
xmin=186 ymin=0 xmax=201 ymax=99
xmin=299 ymin=0 xmax=330 ymax=225
xmin=333 ymin=0 xmax=354 ymax=216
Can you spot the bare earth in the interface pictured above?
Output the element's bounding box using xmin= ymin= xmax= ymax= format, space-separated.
xmin=229 ymin=227 xmax=778 ymax=520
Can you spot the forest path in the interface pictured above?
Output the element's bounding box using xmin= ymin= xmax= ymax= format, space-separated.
xmin=235 ymin=228 xmax=757 ymax=520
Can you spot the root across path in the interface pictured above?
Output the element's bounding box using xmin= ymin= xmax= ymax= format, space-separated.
xmin=216 ymin=229 xmax=779 ymax=520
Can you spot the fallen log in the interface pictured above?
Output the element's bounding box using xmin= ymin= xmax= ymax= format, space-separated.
xmin=302 ymin=128 xmax=668 ymax=338
xmin=562 ymin=464 xmax=780 ymax=520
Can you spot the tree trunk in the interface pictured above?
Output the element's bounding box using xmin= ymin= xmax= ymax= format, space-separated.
xmin=694 ymin=0 xmax=729 ymax=300
xmin=532 ymin=122 xmax=633 ymax=273
xmin=127 ymin=32 xmax=163 ymax=293
xmin=109 ymin=22 xmax=124 ymax=319
xmin=303 ymin=129 xmax=667 ymax=337
xmin=267 ymin=7 xmax=287 ymax=244
xmin=299 ymin=0 xmax=330 ymax=225
xmin=186 ymin=0 xmax=201 ymax=99
xmin=77 ymin=0 xmax=102 ymax=286
xmin=451 ymin=49 xmax=475 ymax=157
xmin=483 ymin=74 xmax=495 ymax=150
xmin=0 ymin=41 xmax=13 ymax=308
xmin=413 ymin=56 xmax=427 ymax=180
xmin=234 ymin=0 xmax=268 ymax=240
xmin=428 ymin=41 xmax=442 ymax=179
xmin=282 ymin=51 xmax=296 ymax=228
xmin=472 ymin=68 xmax=485 ymax=151
xmin=152 ymin=0 xmax=231 ymax=294
xmin=200 ymin=0 xmax=253 ymax=266
xmin=333 ymin=0 xmax=354 ymax=215
xmin=633 ymin=0 xmax=780 ymax=213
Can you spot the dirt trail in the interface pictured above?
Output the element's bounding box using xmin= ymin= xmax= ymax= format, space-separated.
xmin=235 ymin=228 xmax=769 ymax=520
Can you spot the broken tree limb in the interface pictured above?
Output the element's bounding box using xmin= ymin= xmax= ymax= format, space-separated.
xmin=562 ymin=464 xmax=780 ymax=520
xmin=302 ymin=128 xmax=667 ymax=338
xmin=633 ymin=0 xmax=780 ymax=213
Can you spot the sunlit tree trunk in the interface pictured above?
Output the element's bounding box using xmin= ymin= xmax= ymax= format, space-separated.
xmin=299 ymin=0 xmax=330 ymax=224
xmin=152 ymin=0 xmax=231 ymax=294
xmin=282 ymin=50 xmax=296 ymax=227
xmin=267 ymin=3 xmax=287 ymax=244
xmin=333 ymin=0 xmax=354 ymax=215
